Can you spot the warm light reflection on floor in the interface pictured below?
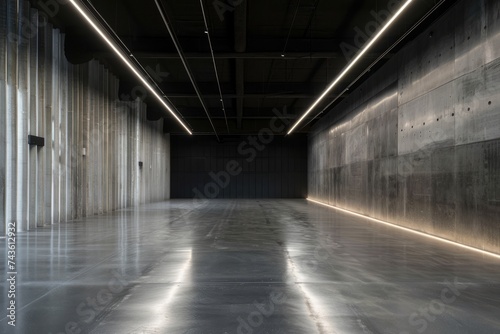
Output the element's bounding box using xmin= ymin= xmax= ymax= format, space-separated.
xmin=156 ymin=248 xmax=193 ymax=327
xmin=285 ymin=250 xmax=339 ymax=334
xmin=307 ymin=198 xmax=500 ymax=260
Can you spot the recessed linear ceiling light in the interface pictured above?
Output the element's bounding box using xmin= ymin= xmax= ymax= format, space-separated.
xmin=68 ymin=0 xmax=192 ymax=135
xmin=287 ymin=0 xmax=413 ymax=135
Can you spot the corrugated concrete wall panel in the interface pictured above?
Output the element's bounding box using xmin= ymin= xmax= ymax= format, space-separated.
xmin=0 ymin=2 xmax=171 ymax=233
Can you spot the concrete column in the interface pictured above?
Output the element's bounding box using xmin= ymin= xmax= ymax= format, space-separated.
xmin=5 ymin=0 xmax=18 ymax=231
xmin=92 ymin=61 xmax=100 ymax=215
xmin=120 ymin=102 xmax=129 ymax=208
xmin=166 ymin=133 xmax=170 ymax=200
xmin=36 ymin=14 xmax=47 ymax=227
xmin=88 ymin=61 xmax=96 ymax=215
xmin=116 ymin=102 xmax=122 ymax=209
xmin=141 ymin=114 xmax=149 ymax=205
xmin=134 ymin=99 xmax=142 ymax=207
xmin=0 ymin=0 xmax=7 ymax=235
xmin=109 ymin=76 xmax=117 ymax=210
xmin=110 ymin=76 xmax=117 ymax=209
xmin=96 ymin=63 xmax=103 ymax=214
xmin=51 ymin=29 xmax=61 ymax=224
xmin=16 ymin=0 xmax=30 ymax=231
xmin=66 ymin=63 xmax=74 ymax=220
xmin=71 ymin=64 xmax=78 ymax=219
xmin=78 ymin=64 xmax=89 ymax=217
xmin=85 ymin=63 xmax=91 ymax=215
xmin=28 ymin=7 xmax=39 ymax=230
xmin=103 ymin=69 xmax=110 ymax=213
xmin=43 ymin=23 xmax=53 ymax=226
xmin=59 ymin=32 xmax=68 ymax=222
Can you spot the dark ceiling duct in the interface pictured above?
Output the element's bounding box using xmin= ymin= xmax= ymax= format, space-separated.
xmin=233 ymin=0 xmax=247 ymax=130
xmin=153 ymin=0 xmax=220 ymax=141
xmin=200 ymin=0 xmax=230 ymax=133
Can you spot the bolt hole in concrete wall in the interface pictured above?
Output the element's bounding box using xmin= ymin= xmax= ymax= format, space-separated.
xmin=309 ymin=0 xmax=500 ymax=254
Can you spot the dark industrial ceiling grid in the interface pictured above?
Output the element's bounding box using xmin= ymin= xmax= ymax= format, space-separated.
xmin=30 ymin=0 xmax=459 ymax=135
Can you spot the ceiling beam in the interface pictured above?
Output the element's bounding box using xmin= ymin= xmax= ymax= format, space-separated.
xmin=235 ymin=60 xmax=245 ymax=129
xmin=171 ymin=107 xmax=307 ymax=118
xmin=131 ymin=51 xmax=393 ymax=60
xmin=166 ymin=93 xmax=348 ymax=99
xmin=154 ymin=0 xmax=220 ymax=139
xmin=234 ymin=0 xmax=247 ymax=129
xmin=164 ymin=119 xmax=312 ymax=135
xmin=120 ymin=81 xmax=350 ymax=97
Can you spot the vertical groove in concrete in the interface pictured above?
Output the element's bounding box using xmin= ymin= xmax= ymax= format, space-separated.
xmin=16 ymin=0 xmax=29 ymax=231
xmin=81 ymin=62 xmax=89 ymax=217
xmin=43 ymin=22 xmax=53 ymax=226
xmin=27 ymin=7 xmax=39 ymax=230
xmin=51 ymin=29 xmax=60 ymax=225
xmin=88 ymin=60 xmax=96 ymax=216
xmin=59 ymin=31 xmax=68 ymax=223
xmin=0 ymin=3 xmax=172 ymax=233
xmin=0 ymin=0 xmax=7 ymax=236
xmin=5 ymin=0 xmax=18 ymax=231
xmin=97 ymin=63 xmax=104 ymax=215
xmin=36 ymin=12 xmax=46 ymax=227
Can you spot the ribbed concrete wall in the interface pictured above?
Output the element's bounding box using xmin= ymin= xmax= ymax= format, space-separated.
xmin=309 ymin=0 xmax=500 ymax=253
xmin=0 ymin=1 xmax=171 ymax=233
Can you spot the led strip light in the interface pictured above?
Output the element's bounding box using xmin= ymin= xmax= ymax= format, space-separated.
xmin=288 ymin=0 xmax=413 ymax=134
xmin=68 ymin=0 xmax=192 ymax=134
xmin=307 ymin=198 xmax=500 ymax=260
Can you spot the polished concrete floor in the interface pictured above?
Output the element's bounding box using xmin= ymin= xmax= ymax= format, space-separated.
xmin=1 ymin=199 xmax=500 ymax=334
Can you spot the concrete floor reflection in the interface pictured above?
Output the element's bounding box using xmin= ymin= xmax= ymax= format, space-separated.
xmin=1 ymin=199 xmax=499 ymax=333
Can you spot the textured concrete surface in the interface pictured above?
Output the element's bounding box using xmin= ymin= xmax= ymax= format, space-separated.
xmin=1 ymin=199 xmax=499 ymax=334
xmin=0 ymin=0 xmax=171 ymax=233
xmin=309 ymin=0 xmax=500 ymax=254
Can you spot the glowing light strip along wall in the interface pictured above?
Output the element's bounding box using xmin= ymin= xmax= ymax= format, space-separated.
xmin=307 ymin=198 xmax=500 ymax=260
xmin=287 ymin=0 xmax=413 ymax=134
xmin=68 ymin=0 xmax=192 ymax=134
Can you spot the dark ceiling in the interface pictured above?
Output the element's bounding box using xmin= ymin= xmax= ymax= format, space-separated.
xmin=30 ymin=0 xmax=456 ymax=136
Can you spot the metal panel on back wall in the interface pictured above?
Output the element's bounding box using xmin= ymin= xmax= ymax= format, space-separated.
xmin=171 ymin=135 xmax=308 ymax=199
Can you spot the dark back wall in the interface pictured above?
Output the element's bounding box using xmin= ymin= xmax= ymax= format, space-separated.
xmin=171 ymin=135 xmax=307 ymax=198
